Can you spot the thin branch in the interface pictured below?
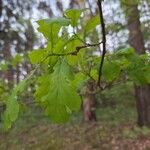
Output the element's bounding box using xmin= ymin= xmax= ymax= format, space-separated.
xmin=73 ymin=32 xmax=103 ymax=47
xmin=22 ymin=40 xmax=103 ymax=84
xmin=97 ymin=0 xmax=106 ymax=87
xmin=9 ymin=35 xmax=102 ymax=97
xmin=45 ymin=41 xmax=103 ymax=58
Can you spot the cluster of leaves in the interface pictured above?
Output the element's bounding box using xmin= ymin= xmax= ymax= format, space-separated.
xmin=1 ymin=9 xmax=101 ymax=129
xmin=1 ymin=8 xmax=150 ymax=130
xmin=0 ymin=54 xmax=22 ymax=72
xmin=2 ymin=79 xmax=27 ymax=129
xmin=27 ymin=9 xmax=102 ymax=123
xmin=108 ymin=48 xmax=150 ymax=85
xmin=0 ymin=53 xmax=32 ymax=129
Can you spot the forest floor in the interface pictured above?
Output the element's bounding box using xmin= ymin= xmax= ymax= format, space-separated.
xmin=0 ymin=98 xmax=150 ymax=150
xmin=1 ymin=117 xmax=150 ymax=150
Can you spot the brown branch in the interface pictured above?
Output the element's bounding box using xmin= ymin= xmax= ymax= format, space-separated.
xmin=22 ymin=40 xmax=102 ymax=86
xmin=45 ymin=41 xmax=103 ymax=58
xmin=97 ymin=0 xmax=106 ymax=87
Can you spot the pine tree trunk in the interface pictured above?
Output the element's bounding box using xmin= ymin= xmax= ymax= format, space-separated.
xmin=3 ymin=40 xmax=14 ymax=88
xmin=125 ymin=3 xmax=150 ymax=126
xmin=135 ymin=86 xmax=150 ymax=126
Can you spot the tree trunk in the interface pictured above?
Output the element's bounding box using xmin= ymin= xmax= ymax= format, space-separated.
xmin=82 ymin=80 xmax=96 ymax=122
xmin=3 ymin=40 xmax=14 ymax=88
xmin=125 ymin=3 xmax=150 ymax=126
xmin=135 ymin=86 xmax=150 ymax=126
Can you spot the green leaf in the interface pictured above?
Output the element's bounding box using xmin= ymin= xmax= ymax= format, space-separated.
xmin=12 ymin=54 xmax=22 ymax=67
xmin=64 ymin=9 xmax=86 ymax=27
xmin=44 ymin=41 xmax=58 ymax=70
xmin=116 ymin=47 xmax=135 ymax=58
xmin=15 ymin=79 xmax=28 ymax=94
xmin=84 ymin=15 xmax=100 ymax=35
xmin=35 ymin=75 xmax=51 ymax=104
xmin=71 ymin=72 xmax=87 ymax=90
xmin=28 ymin=49 xmax=47 ymax=64
xmin=35 ymin=59 xmax=81 ymax=123
xmin=37 ymin=18 xmax=70 ymax=46
xmin=52 ymin=38 xmax=66 ymax=53
xmin=0 ymin=62 xmax=8 ymax=71
xmin=2 ymin=79 xmax=28 ymax=130
xmin=66 ymin=35 xmax=81 ymax=51
xmin=103 ymin=61 xmax=121 ymax=82
xmin=37 ymin=17 xmax=71 ymax=26
xmin=145 ymin=65 xmax=150 ymax=83
xmin=66 ymin=36 xmax=82 ymax=65
xmin=127 ymin=55 xmax=149 ymax=85
xmin=3 ymin=94 xmax=19 ymax=129
xmin=90 ymin=69 xmax=98 ymax=80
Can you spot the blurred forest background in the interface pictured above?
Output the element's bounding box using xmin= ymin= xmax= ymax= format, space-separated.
xmin=0 ymin=0 xmax=150 ymax=149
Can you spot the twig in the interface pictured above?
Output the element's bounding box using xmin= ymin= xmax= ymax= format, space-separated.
xmin=97 ymin=0 xmax=106 ymax=87
xmin=21 ymin=40 xmax=102 ymax=85
xmin=45 ymin=41 xmax=103 ymax=57
xmin=73 ymin=32 xmax=103 ymax=47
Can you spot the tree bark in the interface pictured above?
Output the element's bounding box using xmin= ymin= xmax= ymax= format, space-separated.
xmin=125 ymin=3 xmax=150 ymax=126
xmin=3 ymin=40 xmax=14 ymax=88
xmin=82 ymin=80 xmax=97 ymax=122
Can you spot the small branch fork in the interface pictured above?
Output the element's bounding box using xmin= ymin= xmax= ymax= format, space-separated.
xmin=97 ymin=0 xmax=106 ymax=87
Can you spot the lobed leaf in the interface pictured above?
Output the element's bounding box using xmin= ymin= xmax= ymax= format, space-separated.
xmin=35 ymin=59 xmax=81 ymax=123
xmin=64 ymin=9 xmax=86 ymax=27
xmin=2 ymin=79 xmax=28 ymax=130
xmin=37 ymin=18 xmax=70 ymax=45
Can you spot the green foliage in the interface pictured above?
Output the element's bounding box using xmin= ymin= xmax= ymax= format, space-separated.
xmin=121 ymin=0 xmax=139 ymax=5
xmin=71 ymin=72 xmax=88 ymax=90
xmin=35 ymin=59 xmax=81 ymax=123
xmin=123 ymin=126 xmax=150 ymax=139
xmin=3 ymin=94 xmax=19 ymax=129
xmin=102 ymin=60 xmax=121 ymax=82
xmin=127 ymin=55 xmax=149 ymax=85
xmin=29 ymin=49 xmax=47 ymax=64
xmin=37 ymin=17 xmax=70 ymax=46
xmin=84 ymin=15 xmax=100 ymax=35
xmin=0 ymin=62 xmax=8 ymax=71
xmin=0 ymin=80 xmax=7 ymax=103
xmin=2 ymin=8 xmax=150 ymax=130
xmin=64 ymin=9 xmax=86 ymax=27
xmin=115 ymin=48 xmax=150 ymax=85
xmin=2 ymin=79 xmax=28 ymax=129
xmin=115 ymin=47 xmax=135 ymax=58
xmin=106 ymin=23 xmax=124 ymax=33
xmin=97 ymin=82 xmax=136 ymax=126
xmin=11 ymin=54 xmax=22 ymax=67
